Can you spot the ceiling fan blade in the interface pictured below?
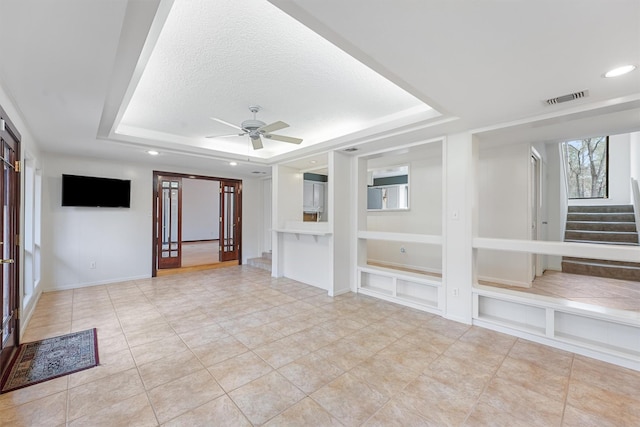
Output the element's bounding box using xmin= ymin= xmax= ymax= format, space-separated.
xmin=205 ymin=133 xmax=244 ymax=138
xmin=250 ymin=136 xmax=263 ymax=150
xmin=265 ymin=134 xmax=303 ymax=144
xmin=258 ymin=121 xmax=289 ymax=134
xmin=210 ymin=117 xmax=242 ymax=130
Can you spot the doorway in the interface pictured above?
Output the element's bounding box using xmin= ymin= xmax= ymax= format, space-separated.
xmin=530 ymin=149 xmax=542 ymax=281
xmin=0 ymin=106 xmax=21 ymax=378
xmin=152 ymin=172 xmax=242 ymax=276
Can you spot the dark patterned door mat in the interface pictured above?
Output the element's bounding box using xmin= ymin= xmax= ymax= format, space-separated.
xmin=1 ymin=328 xmax=99 ymax=394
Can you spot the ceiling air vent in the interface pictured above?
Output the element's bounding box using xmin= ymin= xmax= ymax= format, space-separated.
xmin=545 ymin=90 xmax=589 ymax=105
xmin=343 ymin=147 xmax=358 ymax=152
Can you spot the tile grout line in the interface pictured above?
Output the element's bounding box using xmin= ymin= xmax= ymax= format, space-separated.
xmin=107 ymin=281 xmax=161 ymax=426
xmin=459 ymin=333 xmax=518 ymax=425
xmin=559 ymin=353 xmax=576 ymax=426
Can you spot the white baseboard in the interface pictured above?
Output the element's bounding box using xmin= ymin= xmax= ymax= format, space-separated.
xmin=477 ymin=275 xmax=531 ymax=288
xmin=44 ymin=274 xmax=151 ymax=292
xmin=330 ymin=287 xmax=351 ymax=297
xmin=19 ymin=289 xmax=43 ymax=341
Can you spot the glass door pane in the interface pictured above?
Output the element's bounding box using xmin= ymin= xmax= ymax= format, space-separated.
xmin=219 ymin=181 xmax=240 ymax=261
xmin=0 ymin=124 xmax=18 ymax=376
xmin=157 ymin=177 xmax=182 ymax=269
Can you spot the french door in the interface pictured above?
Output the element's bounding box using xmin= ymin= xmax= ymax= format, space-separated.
xmin=157 ymin=175 xmax=182 ymax=269
xmin=152 ymin=172 xmax=242 ymax=275
xmin=0 ymin=110 xmax=20 ymax=377
xmin=219 ymin=180 xmax=241 ymax=262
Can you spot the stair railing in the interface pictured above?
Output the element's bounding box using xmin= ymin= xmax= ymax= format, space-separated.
xmin=632 ymin=178 xmax=640 ymax=234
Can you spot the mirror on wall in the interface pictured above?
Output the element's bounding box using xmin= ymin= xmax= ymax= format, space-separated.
xmin=367 ymin=165 xmax=409 ymax=210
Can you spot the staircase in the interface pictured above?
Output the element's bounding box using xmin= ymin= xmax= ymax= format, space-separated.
xmin=247 ymin=251 xmax=272 ymax=272
xmin=562 ymin=205 xmax=640 ymax=281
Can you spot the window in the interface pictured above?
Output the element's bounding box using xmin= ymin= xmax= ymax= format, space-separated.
xmin=562 ymin=136 xmax=608 ymax=199
xmin=23 ymin=156 xmax=41 ymax=307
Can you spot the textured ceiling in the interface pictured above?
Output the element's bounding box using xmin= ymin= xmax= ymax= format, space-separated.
xmin=116 ymin=0 xmax=433 ymax=160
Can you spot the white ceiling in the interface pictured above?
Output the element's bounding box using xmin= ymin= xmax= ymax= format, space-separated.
xmin=0 ymin=0 xmax=638 ymax=177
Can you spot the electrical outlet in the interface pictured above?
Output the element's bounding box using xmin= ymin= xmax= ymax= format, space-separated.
xmin=452 ymin=288 xmax=459 ymax=297
xmin=400 ymin=247 xmax=406 ymax=253
xmin=90 ymin=261 xmax=96 ymax=269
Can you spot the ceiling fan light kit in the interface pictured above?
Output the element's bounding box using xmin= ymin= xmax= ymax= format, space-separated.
xmin=207 ymin=105 xmax=303 ymax=150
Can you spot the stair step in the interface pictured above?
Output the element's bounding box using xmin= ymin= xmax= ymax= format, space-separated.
xmin=565 ymin=221 xmax=638 ymax=232
xmin=564 ymin=239 xmax=639 ymax=246
xmin=562 ymin=257 xmax=640 ymax=268
xmin=247 ymin=257 xmax=272 ymax=272
xmin=261 ymin=251 xmax=272 ymax=260
xmin=567 ymin=212 xmax=636 ymax=222
xmin=568 ymin=205 xmax=634 ymax=213
xmin=564 ymin=230 xmax=639 ymax=244
xmin=562 ymin=260 xmax=640 ymax=282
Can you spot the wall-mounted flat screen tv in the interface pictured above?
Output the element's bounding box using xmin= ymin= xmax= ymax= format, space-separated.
xmin=62 ymin=174 xmax=131 ymax=208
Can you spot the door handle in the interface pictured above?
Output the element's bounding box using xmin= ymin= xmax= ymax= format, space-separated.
xmin=0 ymin=259 xmax=14 ymax=264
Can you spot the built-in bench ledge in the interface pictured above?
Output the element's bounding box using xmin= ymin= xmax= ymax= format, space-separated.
xmin=273 ymin=221 xmax=332 ymax=241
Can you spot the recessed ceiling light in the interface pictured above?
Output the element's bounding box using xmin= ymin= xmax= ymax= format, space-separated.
xmin=604 ymin=65 xmax=636 ymax=78
xmin=229 ymin=161 xmax=238 ymax=166
xmin=310 ymin=160 xmax=317 ymax=164
xmin=147 ymin=150 xmax=159 ymax=155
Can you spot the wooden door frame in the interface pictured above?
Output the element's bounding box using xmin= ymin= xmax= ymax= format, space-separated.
xmin=156 ymin=175 xmax=183 ymax=269
xmin=219 ymin=180 xmax=242 ymax=262
xmin=152 ymin=171 xmax=242 ymax=277
xmin=0 ymin=103 xmax=21 ymax=376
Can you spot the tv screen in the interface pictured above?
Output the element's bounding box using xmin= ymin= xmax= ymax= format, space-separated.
xmin=62 ymin=174 xmax=131 ymax=208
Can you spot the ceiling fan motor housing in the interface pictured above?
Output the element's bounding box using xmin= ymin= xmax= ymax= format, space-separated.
xmin=241 ymin=119 xmax=266 ymax=131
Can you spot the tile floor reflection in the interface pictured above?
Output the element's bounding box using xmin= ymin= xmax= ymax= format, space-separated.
xmin=1 ymin=266 xmax=639 ymax=426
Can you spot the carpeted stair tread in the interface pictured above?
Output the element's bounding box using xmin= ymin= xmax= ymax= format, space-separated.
xmin=565 ymin=221 xmax=638 ymax=232
xmin=564 ymin=239 xmax=639 ymax=245
xmin=567 ymin=212 xmax=636 ymax=222
xmin=564 ymin=230 xmax=639 ymax=243
xmin=562 ymin=204 xmax=640 ymax=281
xmin=562 ymin=257 xmax=640 ymax=268
xmin=561 ymin=260 xmax=640 ymax=281
xmin=568 ymin=205 xmax=634 ymax=213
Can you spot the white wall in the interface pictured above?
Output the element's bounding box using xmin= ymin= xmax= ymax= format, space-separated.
xmin=631 ymin=132 xmax=640 ymax=180
xmin=182 ymin=178 xmax=219 ymax=241
xmin=477 ymin=142 xmax=531 ymax=287
xmin=263 ymin=179 xmax=272 ymax=253
xmin=330 ymin=151 xmax=352 ymax=295
xmin=42 ymin=153 xmax=263 ymax=290
xmin=282 ymin=234 xmax=332 ymax=291
xmin=366 ymin=145 xmax=442 ymax=272
xmin=542 ymin=141 xmax=564 ymax=270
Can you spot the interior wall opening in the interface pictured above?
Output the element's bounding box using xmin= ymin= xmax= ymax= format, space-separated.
xmin=476 ymin=131 xmax=640 ymax=317
xmin=152 ymin=171 xmax=242 ymax=276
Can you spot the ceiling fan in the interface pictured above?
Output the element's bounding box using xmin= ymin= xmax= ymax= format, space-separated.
xmin=206 ymin=105 xmax=303 ymax=150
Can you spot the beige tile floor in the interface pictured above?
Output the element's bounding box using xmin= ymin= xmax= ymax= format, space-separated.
xmin=2 ymin=266 xmax=640 ymax=426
